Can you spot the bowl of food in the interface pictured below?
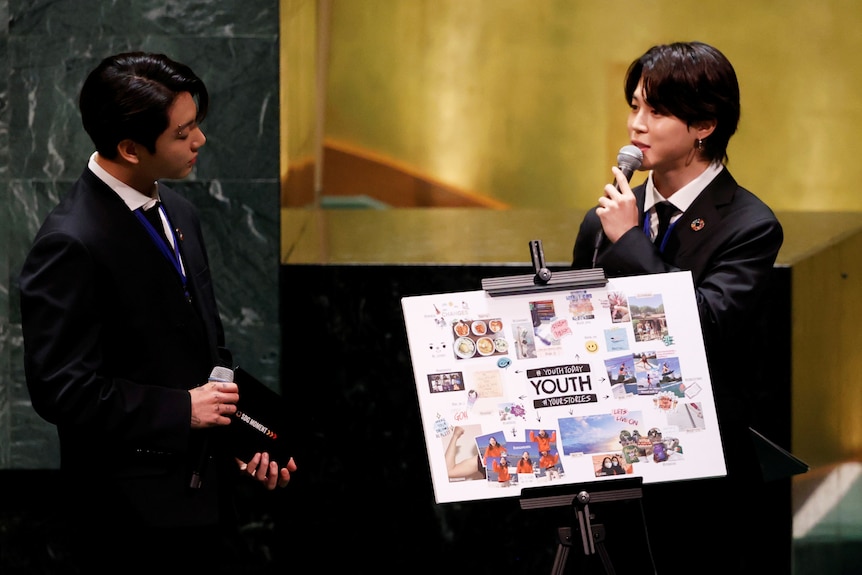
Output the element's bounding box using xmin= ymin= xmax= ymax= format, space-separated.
xmin=476 ymin=337 xmax=495 ymax=356
xmin=471 ymin=321 xmax=487 ymax=336
xmin=453 ymin=321 xmax=470 ymax=337
xmin=455 ymin=337 xmax=476 ymax=359
xmin=493 ymin=338 xmax=509 ymax=354
xmin=489 ymin=319 xmax=503 ymax=333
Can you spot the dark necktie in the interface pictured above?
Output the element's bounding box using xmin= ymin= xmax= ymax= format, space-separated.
xmin=142 ymin=201 xmax=173 ymax=251
xmin=654 ymin=201 xmax=677 ymax=245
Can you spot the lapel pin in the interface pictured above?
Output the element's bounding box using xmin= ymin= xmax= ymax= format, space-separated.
xmin=690 ymin=218 xmax=705 ymax=231
xmin=175 ymin=228 xmax=184 ymax=242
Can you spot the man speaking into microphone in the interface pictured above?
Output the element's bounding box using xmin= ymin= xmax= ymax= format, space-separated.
xmin=18 ymin=52 xmax=296 ymax=573
xmin=571 ymin=42 xmax=784 ymax=574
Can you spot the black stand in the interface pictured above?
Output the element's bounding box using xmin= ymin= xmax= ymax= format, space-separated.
xmin=551 ymin=493 xmax=614 ymax=575
xmin=480 ymin=240 xmax=660 ymax=573
xmin=520 ymin=477 xmax=647 ymax=575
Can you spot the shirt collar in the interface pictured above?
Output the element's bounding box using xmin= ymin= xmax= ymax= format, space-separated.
xmin=88 ymin=152 xmax=159 ymax=211
xmin=644 ymin=162 xmax=724 ymax=213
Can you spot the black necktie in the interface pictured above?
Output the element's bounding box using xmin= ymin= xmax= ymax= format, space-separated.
xmin=142 ymin=201 xmax=173 ymax=251
xmin=654 ymin=201 xmax=677 ymax=245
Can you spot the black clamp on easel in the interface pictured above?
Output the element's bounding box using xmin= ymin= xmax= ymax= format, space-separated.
xmin=519 ymin=477 xmax=647 ymax=575
xmin=482 ymin=240 xmax=607 ymax=297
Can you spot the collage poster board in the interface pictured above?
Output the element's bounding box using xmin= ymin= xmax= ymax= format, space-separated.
xmin=401 ymin=270 xmax=726 ymax=504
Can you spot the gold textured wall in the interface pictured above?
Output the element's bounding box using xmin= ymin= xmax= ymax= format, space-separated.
xmin=286 ymin=0 xmax=862 ymax=211
xmin=279 ymin=0 xmax=862 ymax=533
xmin=791 ymin=227 xmax=862 ymax=466
xmin=280 ymin=0 xmax=320 ymax=206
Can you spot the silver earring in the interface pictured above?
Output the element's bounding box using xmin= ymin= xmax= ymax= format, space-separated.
xmin=696 ymin=138 xmax=705 ymax=151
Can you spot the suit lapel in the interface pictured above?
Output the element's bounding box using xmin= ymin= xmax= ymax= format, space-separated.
xmin=667 ymin=169 xmax=738 ymax=275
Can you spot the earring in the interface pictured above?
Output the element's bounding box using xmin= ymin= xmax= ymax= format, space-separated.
xmin=695 ymin=138 xmax=705 ymax=151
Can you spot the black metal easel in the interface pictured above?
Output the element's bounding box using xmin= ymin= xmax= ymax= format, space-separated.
xmin=519 ymin=477 xmax=647 ymax=575
xmin=482 ymin=241 xmax=651 ymax=574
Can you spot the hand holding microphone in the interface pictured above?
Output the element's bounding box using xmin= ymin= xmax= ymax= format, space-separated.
xmin=592 ymin=145 xmax=644 ymax=267
xmin=189 ymin=365 xmax=238 ymax=488
xmin=596 ymin=145 xmax=643 ymax=238
xmin=189 ymin=365 xmax=239 ymax=429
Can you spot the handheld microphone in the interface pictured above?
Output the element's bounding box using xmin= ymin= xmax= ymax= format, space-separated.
xmin=592 ymin=145 xmax=645 ymax=267
xmin=209 ymin=365 xmax=234 ymax=384
xmin=613 ymin=144 xmax=644 ymax=190
xmin=190 ymin=364 xmax=235 ymax=489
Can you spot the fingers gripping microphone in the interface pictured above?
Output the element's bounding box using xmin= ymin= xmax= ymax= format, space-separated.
xmin=592 ymin=145 xmax=645 ymax=267
xmin=190 ymin=364 xmax=235 ymax=489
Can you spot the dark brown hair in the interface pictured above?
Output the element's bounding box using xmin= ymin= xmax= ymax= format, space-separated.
xmin=625 ymin=42 xmax=740 ymax=164
xmin=79 ymin=52 xmax=209 ymax=158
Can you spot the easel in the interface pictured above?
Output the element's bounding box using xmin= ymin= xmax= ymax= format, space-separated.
xmin=483 ymin=242 xmax=646 ymax=574
xmin=519 ymin=477 xmax=647 ymax=575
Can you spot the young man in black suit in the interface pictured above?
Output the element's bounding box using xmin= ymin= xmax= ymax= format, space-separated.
xmin=572 ymin=42 xmax=785 ymax=574
xmin=19 ymin=52 xmax=296 ymax=572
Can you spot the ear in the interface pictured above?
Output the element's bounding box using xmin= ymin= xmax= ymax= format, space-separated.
xmin=695 ymin=121 xmax=717 ymax=140
xmin=116 ymin=139 xmax=140 ymax=164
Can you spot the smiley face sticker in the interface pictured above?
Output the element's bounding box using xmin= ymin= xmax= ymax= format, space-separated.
xmin=585 ymin=340 xmax=599 ymax=353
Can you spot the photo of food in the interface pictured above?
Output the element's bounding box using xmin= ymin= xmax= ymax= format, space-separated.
xmin=452 ymin=318 xmax=509 ymax=360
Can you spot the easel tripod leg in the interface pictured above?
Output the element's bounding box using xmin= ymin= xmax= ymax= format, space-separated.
xmin=551 ymin=526 xmax=572 ymax=575
xmin=591 ymin=524 xmax=615 ymax=575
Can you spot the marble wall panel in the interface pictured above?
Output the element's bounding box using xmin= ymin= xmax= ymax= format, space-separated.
xmin=3 ymin=0 xmax=280 ymax=469
xmin=0 ymin=1 xmax=9 ymax=468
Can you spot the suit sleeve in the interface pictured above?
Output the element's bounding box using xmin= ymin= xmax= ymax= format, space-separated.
xmin=685 ymin=213 xmax=784 ymax=351
xmin=571 ymin=207 xmax=604 ymax=269
xmin=574 ymin=203 xmax=783 ymax=351
xmin=19 ymin=229 xmax=191 ymax=450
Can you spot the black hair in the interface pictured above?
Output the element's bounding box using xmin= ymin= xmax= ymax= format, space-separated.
xmin=624 ymin=42 xmax=740 ymax=164
xmin=79 ymin=52 xmax=209 ymax=158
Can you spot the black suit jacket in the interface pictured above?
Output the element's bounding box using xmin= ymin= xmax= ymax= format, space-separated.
xmin=572 ymin=167 xmax=783 ymax=473
xmin=20 ymin=167 xmax=232 ymax=528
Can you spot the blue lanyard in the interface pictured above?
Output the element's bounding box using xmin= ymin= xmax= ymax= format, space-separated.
xmin=643 ymin=210 xmax=679 ymax=253
xmin=134 ymin=206 xmax=189 ymax=300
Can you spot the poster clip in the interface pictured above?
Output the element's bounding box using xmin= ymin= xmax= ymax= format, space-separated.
xmin=482 ymin=239 xmax=608 ymax=297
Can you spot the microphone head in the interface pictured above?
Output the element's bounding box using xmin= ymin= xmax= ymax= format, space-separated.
xmin=617 ymin=145 xmax=644 ymax=173
xmin=209 ymin=365 xmax=234 ymax=382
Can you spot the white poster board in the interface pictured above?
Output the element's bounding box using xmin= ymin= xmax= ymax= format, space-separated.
xmin=401 ymin=271 xmax=725 ymax=504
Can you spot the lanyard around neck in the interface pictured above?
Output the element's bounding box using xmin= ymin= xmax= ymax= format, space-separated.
xmin=134 ymin=206 xmax=189 ymax=300
xmin=643 ymin=210 xmax=679 ymax=253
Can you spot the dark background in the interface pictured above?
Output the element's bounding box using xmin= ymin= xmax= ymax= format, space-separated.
xmin=1 ymin=263 xmax=792 ymax=574
xmin=272 ymin=263 xmax=793 ymax=574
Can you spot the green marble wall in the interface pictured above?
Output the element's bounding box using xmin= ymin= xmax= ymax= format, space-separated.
xmin=2 ymin=0 xmax=280 ymax=469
